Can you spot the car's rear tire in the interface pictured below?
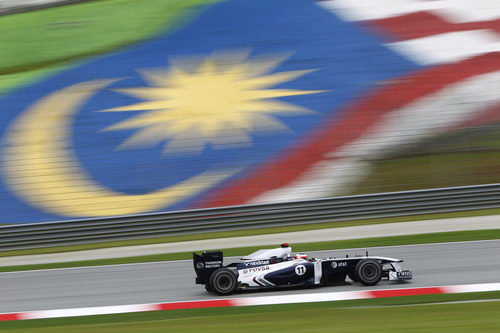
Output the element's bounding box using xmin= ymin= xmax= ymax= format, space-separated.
xmin=208 ymin=268 xmax=238 ymax=295
xmin=355 ymin=259 xmax=382 ymax=286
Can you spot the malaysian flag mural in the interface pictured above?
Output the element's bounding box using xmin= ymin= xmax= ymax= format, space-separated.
xmin=0 ymin=0 xmax=499 ymax=223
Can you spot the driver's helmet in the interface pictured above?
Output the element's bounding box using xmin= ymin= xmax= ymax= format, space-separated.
xmin=294 ymin=253 xmax=308 ymax=260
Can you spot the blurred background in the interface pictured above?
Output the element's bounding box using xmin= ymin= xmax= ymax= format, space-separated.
xmin=1 ymin=1 xmax=500 ymax=331
xmin=0 ymin=0 xmax=499 ymax=224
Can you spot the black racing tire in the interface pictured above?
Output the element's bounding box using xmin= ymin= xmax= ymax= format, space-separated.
xmin=208 ymin=268 xmax=238 ymax=295
xmin=355 ymin=259 xmax=382 ymax=286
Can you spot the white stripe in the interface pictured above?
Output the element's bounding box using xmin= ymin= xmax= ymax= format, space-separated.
xmin=251 ymin=70 xmax=500 ymax=203
xmin=429 ymin=0 xmax=500 ymax=24
xmin=5 ymin=282 xmax=500 ymax=320
xmin=317 ymin=1 xmax=500 ymax=66
xmin=18 ymin=303 xmax=157 ymax=320
xmin=317 ymin=0 xmax=442 ymax=21
xmin=234 ymin=290 xmax=369 ymax=306
xmin=317 ymin=0 xmax=500 ymax=23
xmin=0 ymin=259 xmax=189 ymax=274
xmin=442 ymin=282 xmax=500 ymax=294
xmin=388 ymin=30 xmax=500 ymax=66
xmin=336 ymin=70 xmax=500 ymax=159
xmin=250 ymin=158 xmax=369 ymax=203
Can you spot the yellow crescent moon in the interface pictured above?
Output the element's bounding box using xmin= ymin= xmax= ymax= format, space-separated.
xmin=2 ymin=79 xmax=237 ymax=217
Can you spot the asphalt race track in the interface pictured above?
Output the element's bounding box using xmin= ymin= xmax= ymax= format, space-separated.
xmin=1 ymin=240 xmax=500 ymax=313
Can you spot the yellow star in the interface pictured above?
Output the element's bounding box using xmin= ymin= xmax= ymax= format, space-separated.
xmin=101 ymin=51 xmax=325 ymax=154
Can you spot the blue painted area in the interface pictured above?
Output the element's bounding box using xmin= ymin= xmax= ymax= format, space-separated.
xmin=0 ymin=0 xmax=420 ymax=223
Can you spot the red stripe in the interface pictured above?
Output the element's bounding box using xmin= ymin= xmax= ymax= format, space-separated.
xmin=0 ymin=313 xmax=20 ymax=321
xmin=363 ymin=11 xmax=500 ymax=42
xmin=198 ymin=52 xmax=500 ymax=208
xmin=368 ymin=287 xmax=445 ymax=298
xmin=1 ymin=283 xmax=500 ymax=320
xmin=157 ymin=299 xmax=235 ymax=311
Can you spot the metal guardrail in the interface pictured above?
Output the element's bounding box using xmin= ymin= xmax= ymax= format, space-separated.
xmin=1 ymin=183 xmax=500 ymax=251
xmin=0 ymin=0 xmax=92 ymax=16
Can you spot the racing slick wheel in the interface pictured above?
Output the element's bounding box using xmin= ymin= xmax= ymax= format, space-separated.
xmin=355 ymin=259 xmax=382 ymax=286
xmin=208 ymin=268 xmax=238 ymax=295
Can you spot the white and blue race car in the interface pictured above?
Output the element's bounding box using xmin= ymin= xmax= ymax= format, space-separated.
xmin=194 ymin=243 xmax=412 ymax=295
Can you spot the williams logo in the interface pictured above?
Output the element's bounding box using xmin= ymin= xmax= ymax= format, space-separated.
xmin=243 ymin=260 xmax=270 ymax=267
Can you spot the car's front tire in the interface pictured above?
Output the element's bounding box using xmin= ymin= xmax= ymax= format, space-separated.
xmin=208 ymin=268 xmax=238 ymax=295
xmin=355 ymin=259 xmax=382 ymax=286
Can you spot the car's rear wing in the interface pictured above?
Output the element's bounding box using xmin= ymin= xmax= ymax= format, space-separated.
xmin=193 ymin=251 xmax=223 ymax=285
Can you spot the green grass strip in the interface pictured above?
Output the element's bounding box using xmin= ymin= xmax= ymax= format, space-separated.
xmin=2 ymin=207 xmax=500 ymax=258
xmin=2 ymin=228 xmax=499 ymax=273
xmin=2 ymin=292 xmax=500 ymax=331
xmin=0 ymin=0 xmax=220 ymax=74
xmin=0 ymin=0 xmax=220 ymax=96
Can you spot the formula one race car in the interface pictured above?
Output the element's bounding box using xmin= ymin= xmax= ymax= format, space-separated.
xmin=194 ymin=243 xmax=412 ymax=295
